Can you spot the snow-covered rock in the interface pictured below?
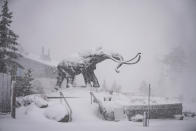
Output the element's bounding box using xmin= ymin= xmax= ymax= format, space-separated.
xmin=44 ymin=104 xmax=69 ymax=122
xmin=183 ymin=111 xmax=196 ymax=118
xmin=16 ymin=95 xmax=48 ymax=108
xmin=174 ymin=114 xmax=184 ymax=120
xmin=131 ymin=114 xmax=143 ymax=122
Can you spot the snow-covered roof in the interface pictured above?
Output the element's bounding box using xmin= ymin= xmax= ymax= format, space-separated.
xmin=24 ymin=53 xmax=58 ymax=67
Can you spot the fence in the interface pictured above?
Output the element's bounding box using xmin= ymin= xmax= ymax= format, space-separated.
xmin=0 ymin=73 xmax=11 ymax=113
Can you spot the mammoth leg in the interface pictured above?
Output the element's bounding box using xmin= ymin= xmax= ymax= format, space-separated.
xmin=82 ymin=71 xmax=92 ymax=87
xmin=56 ymin=67 xmax=66 ymax=88
xmin=71 ymin=76 xmax=75 ymax=86
xmin=82 ymin=72 xmax=88 ymax=86
xmin=56 ymin=75 xmax=64 ymax=88
xmin=90 ymin=71 xmax=100 ymax=87
xmin=66 ymin=75 xmax=75 ymax=88
xmin=66 ymin=77 xmax=71 ymax=88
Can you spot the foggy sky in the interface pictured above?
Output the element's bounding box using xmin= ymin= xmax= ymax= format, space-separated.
xmin=4 ymin=0 xmax=196 ymax=100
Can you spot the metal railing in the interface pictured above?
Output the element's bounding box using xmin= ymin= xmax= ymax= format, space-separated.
xmin=59 ymin=92 xmax=72 ymax=122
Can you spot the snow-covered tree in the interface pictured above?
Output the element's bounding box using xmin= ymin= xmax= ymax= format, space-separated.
xmin=113 ymin=81 xmax=122 ymax=93
xmin=23 ymin=69 xmax=34 ymax=95
xmin=109 ymin=80 xmax=122 ymax=94
xmin=0 ymin=0 xmax=22 ymax=74
xmin=162 ymin=46 xmax=186 ymax=73
xmin=15 ymin=69 xmax=34 ymax=96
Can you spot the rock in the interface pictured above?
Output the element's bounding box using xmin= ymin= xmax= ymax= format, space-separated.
xmin=183 ymin=112 xmax=196 ymax=118
xmin=131 ymin=114 xmax=143 ymax=122
xmin=58 ymin=115 xmax=69 ymax=122
xmin=16 ymin=95 xmax=48 ymax=108
xmin=174 ymin=114 xmax=184 ymax=120
xmin=104 ymin=97 xmax=112 ymax=101
xmin=103 ymin=111 xmax=115 ymax=121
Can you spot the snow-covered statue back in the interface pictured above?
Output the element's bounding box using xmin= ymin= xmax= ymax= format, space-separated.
xmin=56 ymin=47 xmax=141 ymax=88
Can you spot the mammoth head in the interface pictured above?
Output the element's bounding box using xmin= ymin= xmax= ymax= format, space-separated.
xmin=109 ymin=52 xmax=141 ymax=73
xmin=94 ymin=47 xmax=141 ymax=73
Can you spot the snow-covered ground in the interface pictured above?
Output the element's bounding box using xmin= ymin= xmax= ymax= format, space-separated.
xmin=0 ymin=88 xmax=196 ymax=131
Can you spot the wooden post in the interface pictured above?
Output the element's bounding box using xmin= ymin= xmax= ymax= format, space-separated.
xmin=90 ymin=86 xmax=93 ymax=104
xmin=90 ymin=91 xmax=93 ymax=104
xmin=147 ymin=84 xmax=151 ymax=126
xmin=143 ymin=112 xmax=148 ymax=127
xmin=11 ymin=81 xmax=16 ymax=118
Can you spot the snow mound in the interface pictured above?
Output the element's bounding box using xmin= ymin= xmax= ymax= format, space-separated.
xmin=44 ymin=104 xmax=69 ymax=122
xmin=16 ymin=95 xmax=48 ymax=108
xmin=174 ymin=114 xmax=184 ymax=120
xmin=131 ymin=114 xmax=143 ymax=122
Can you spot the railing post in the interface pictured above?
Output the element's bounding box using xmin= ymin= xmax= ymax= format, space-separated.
xmin=59 ymin=92 xmax=72 ymax=122
xmin=147 ymin=84 xmax=151 ymax=126
xmin=11 ymin=81 xmax=16 ymax=119
xmin=143 ymin=112 xmax=148 ymax=127
xmin=90 ymin=91 xmax=93 ymax=104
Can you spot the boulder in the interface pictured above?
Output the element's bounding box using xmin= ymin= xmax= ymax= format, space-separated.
xmin=131 ymin=114 xmax=143 ymax=122
xmin=174 ymin=114 xmax=184 ymax=120
xmin=16 ymin=95 xmax=48 ymax=108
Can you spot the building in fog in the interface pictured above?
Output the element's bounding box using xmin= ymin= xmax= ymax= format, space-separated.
xmin=40 ymin=46 xmax=51 ymax=62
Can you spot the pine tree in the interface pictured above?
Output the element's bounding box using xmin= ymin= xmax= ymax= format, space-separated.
xmin=0 ymin=0 xmax=22 ymax=74
xmin=15 ymin=69 xmax=34 ymax=96
xmin=23 ymin=69 xmax=34 ymax=95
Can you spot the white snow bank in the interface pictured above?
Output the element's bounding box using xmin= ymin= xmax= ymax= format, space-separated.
xmin=16 ymin=95 xmax=48 ymax=108
xmin=1 ymin=88 xmax=196 ymax=131
xmin=44 ymin=104 xmax=69 ymax=122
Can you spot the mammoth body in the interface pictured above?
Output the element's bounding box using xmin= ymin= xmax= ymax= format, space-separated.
xmin=57 ymin=57 xmax=101 ymax=87
xmin=56 ymin=48 xmax=141 ymax=88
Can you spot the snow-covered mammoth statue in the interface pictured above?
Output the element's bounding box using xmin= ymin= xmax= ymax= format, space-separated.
xmin=56 ymin=47 xmax=141 ymax=88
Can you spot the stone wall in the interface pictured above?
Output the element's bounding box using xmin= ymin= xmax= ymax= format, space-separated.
xmin=126 ymin=103 xmax=182 ymax=120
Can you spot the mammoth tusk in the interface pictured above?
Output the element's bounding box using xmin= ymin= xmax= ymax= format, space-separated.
xmin=115 ymin=63 xmax=123 ymax=73
xmin=122 ymin=53 xmax=141 ymax=65
xmin=115 ymin=68 xmax=120 ymax=73
xmin=108 ymin=53 xmax=141 ymax=63
xmin=122 ymin=53 xmax=141 ymax=63
xmin=115 ymin=53 xmax=141 ymax=73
